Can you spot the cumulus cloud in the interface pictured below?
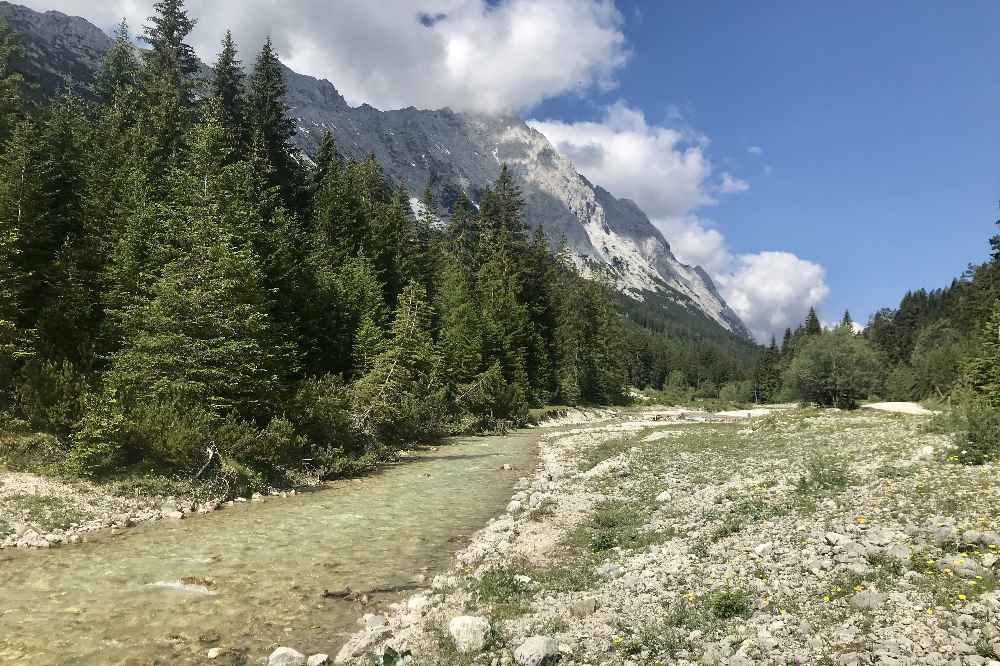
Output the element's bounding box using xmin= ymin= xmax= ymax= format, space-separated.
xmin=530 ymin=101 xmax=715 ymax=219
xmin=530 ymin=104 xmax=829 ymax=341
xmin=716 ymin=253 xmax=830 ymax=342
xmin=20 ymin=0 xmax=629 ymax=113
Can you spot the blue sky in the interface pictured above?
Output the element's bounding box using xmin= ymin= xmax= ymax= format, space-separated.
xmin=532 ymin=1 xmax=999 ymax=331
xmin=28 ymin=0 xmax=998 ymax=339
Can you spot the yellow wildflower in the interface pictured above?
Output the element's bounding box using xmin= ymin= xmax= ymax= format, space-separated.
xmin=958 ymin=594 xmax=967 ymax=601
xmin=823 ymin=595 xmax=830 ymax=603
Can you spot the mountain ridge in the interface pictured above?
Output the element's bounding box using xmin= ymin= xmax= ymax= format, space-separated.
xmin=0 ymin=1 xmax=752 ymax=340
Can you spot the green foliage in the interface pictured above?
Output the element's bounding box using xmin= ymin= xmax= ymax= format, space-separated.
xmin=16 ymin=359 xmax=85 ymax=436
xmin=719 ymin=379 xmax=754 ymax=403
xmin=796 ymin=453 xmax=853 ymax=493
xmin=0 ymin=16 xmax=23 ymax=143
xmin=954 ymin=401 xmax=1000 ymax=465
xmin=707 ymin=587 xmax=754 ymax=620
xmin=885 ymin=364 xmax=918 ymax=401
xmin=964 ymin=299 xmax=1000 ymax=406
xmin=784 ymin=327 xmax=881 ymax=408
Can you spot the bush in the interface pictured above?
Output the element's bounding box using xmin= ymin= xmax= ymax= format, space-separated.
xmin=454 ymin=363 xmax=529 ymax=432
xmin=885 ymin=364 xmax=918 ymax=401
xmin=16 ymin=359 xmax=86 ymax=436
xmin=911 ymin=321 xmax=966 ymax=397
xmin=956 ymin=402 xmax=1000 ymax=465
xmin=719 ymin=380 xmax=754 ymax=403
xmin=784 ymin=328 xmax=882 ymax=409
xmin=291 ymin=375 xmax=366 ymax=454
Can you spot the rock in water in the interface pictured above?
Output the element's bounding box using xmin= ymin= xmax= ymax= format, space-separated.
xmin=448 ymin=616 xmax=491 ymax=653
xmin=514 ymin=636 xmax=561 ymax=666
xmin=269 ymin=647 xmax=306 ymax=666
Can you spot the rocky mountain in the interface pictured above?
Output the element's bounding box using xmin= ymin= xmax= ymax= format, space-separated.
xmin=0 ymin=1 xmax=752 ymax=339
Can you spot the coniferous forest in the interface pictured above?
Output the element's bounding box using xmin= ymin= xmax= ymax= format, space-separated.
xmin=0 ymin=2 xmax=758 ymax=491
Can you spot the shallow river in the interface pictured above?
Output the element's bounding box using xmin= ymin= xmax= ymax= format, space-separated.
xmin=0 ymin=430 xmax=540 ymax=664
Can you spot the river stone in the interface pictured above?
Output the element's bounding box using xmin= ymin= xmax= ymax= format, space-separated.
xmin=513 ymin=636 xmax=561 ymax=666
xmin=335 ymin=627 xmax=392 ymax=663
xmin=448 ymin=615 xmax=491 ymax=653
xmin=306 ymin=655 xmax=330 ymax=666
xmin=207 ymin=648 xmax=223 ymax=659
xmin=506 ymin=500 xmax=523 ymax=514
xmin=269 ymin=647 xmax=306 ymax=666
xmin=851 ymin=590 xmax=884 ymax=610
xmin=16 ymin=529 xmax=50 ymax=548
xmin=570 ymin=597 xmax=598 ymax=618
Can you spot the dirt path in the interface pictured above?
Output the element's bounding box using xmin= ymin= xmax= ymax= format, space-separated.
xmin=864 ymin=402 xmax=938 ymax=415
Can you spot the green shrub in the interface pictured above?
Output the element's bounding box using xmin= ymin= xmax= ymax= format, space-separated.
xmin=956 ymin=402 xmax=1000 ymax=465
xmin=885 ymin=365 xmax=918 ymax=401
xmin=291 ymin=375 xmax=364 ymax=453
xmin=455 ymin=363 xmax=529 ymax=432
xmin=707 ymin=587 xmax=754 ymax=620
xmin=784 ymin=328 xmax=882 ymax=409
xmin=67 ymin=390 xmax=127 ymax=476
xmin=796 ymin=454 xmax=853 ymax=492
xmin=16 ymin=359 xmax=86 ymax=436
xmin=719 ymin=380 xmax=754 ymax=403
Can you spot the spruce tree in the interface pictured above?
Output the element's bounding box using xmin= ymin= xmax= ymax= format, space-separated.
xmin=351 ymin=282 xmax=443 ymax=445
xmin=140 ymin=0 xmax=199 ymax=172
xmin=781 ymin=327 xmax=793 ymax=356
xmin=95 ymin=19 xmax=140 ymax=104
xmin=804 ymin=307 xmax=822 ymax=336
xmin=309 ymin=129 xmax=338 ymax=198
xmin=248 ymin=38 xmax=299 ymax=202
xmin=211 ymin=30 xmax=247 ymax=155
xmin=964 ymin=299 xmax=1000 ymax=406
xmin=841 ymin=310 xmax=854 ymax=329
xmin=0 ymin=17 xmax=23 ymax=144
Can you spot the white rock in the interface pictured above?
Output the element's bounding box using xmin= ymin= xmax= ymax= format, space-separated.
xmin=513 ymin=636 xmax=561 ymax=666
xmin=448 ymin=616 xmax=491 ymax=654
xmin=335 ymin=628 xmax=392 ymax=664
xmin=506 ymin=500 xmax=523 ymax=514
xmin=307 ymin=655 xmax=330 ymax=666
xmin=269 ymin=647 xmax=306 ymax=666
xmin=207 ymin=648 xmax=223 ymax=659
xmin=655 ymin=491 xmax=672 ymax=503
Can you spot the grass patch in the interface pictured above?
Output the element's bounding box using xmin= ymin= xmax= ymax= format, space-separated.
xmin=589 ymin=500 xmax=667 ymax=552
xmin=577 ymin=436 xmax=631 ymax=472
xmin=527 ymin=497 xmax=557 ymax=522
xmin=473 ymin=565 xmax=533 ymax=620
xmin=796 ymin=453 xmax=854 ymax=493
xmin=706 ymin=587 xmax=754 ymax=620
xmin=4 ymin=493 xmax=88 ymax=531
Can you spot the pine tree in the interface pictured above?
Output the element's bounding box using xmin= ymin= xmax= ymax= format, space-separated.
xmin=95 ymin=19 xmax=140 ymax=104
xmin=140 ymin=0 xmax=199 ymax=82
xmin=841 ymin=310 xmax=854 ymax=329
xmin=0 ymin=17 xmax=23 ymax=144
xmin=781 ymin=327 xmax=793 ymax=355
xmin=964 ymin=299 xmax=1000 ymax=406
xmin=248 ymin=37 xmax=299 ymax=203
xmin=211 ymin=30 xmax=247 ymax=155
xmin=139 ymin=0 xmax=199 ymax=172
xmin=309 ymin=129 xmax=338 ymax=198
xmin=435 ymin=254 xmax=483 ymax=389
xmin=106 ymin=107 xmax=284 ymax=420
xmin=445 ymin=191 xmax=479 ymax=263
xmin=804 ymin=307 xmax=822 ymax=336
xmin=351 ymin=282 xmax=444 ymax=445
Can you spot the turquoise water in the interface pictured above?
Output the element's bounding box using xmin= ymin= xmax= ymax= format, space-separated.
xmin=0 ymin=431 xmax=539 ymax=664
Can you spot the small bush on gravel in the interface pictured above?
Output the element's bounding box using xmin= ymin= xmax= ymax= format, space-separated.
xmin=796 ymin=454 xmax=853 ymax=493
xmin=707 ymin=587 xmax=754 ymax=620
xmin=475 ymin=565 xmax=532 ymax=603
xmin=589 ymin=501 xmax=660 ymax=552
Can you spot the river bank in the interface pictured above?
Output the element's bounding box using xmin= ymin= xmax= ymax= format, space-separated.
xmin=331 ymin=406 xmax=1000 ymax=666
xmin=0 ymin=407 xmax=610 ymax=552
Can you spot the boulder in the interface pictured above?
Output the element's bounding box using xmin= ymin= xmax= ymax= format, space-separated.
xmin=850 ymin=590 xmax=884 ymax=610
xmin=269 ymin=647 xmax=306 ymax=666
xmin=335 ymin=628 xmax=392 ymax=663
xmin=207 ymin=648 xmax=223 ymax=659
xmin=570 ymin=597 xmax=598 ymax=618
xmin=307 ymin=655 xmax=330 ymax=666
xmin=448 ymin=616 xmax=491 ymax=653
xmin=513 ymin=636 xmax=561 ymax=666
xmin=506 ymin=500 xmax=523 ymax=514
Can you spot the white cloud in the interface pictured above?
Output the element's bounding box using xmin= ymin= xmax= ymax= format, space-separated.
xmin=529 ymin=101 xmax=715 ymax=219
xmin=530 ymin=104 xmax=829 ymax=341
xmin=717 ymin=253 xmax=829 ymax=342
xmin=719 ymin=172 xmax=750 ymax=194
xmin=747 ymin=145 xmax=763 ymax=156
xmin=20 ymin=0 xmax=629 ymax=113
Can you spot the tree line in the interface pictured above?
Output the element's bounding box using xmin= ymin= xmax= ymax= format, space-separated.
xmin=0 ymin=1 xmax=635 ymax=491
